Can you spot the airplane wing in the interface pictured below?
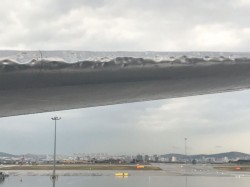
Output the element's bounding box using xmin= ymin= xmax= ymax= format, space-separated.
xmin=1 ymin=51 xmax=250 ymax=117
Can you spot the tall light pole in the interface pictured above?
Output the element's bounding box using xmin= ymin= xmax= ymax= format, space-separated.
xmin=51 ymin=116 xmax=61 ymax=180
xmin=185 ymin=138 xmax=187 ymax=156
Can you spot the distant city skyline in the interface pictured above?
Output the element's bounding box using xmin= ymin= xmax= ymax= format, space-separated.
xmin=1 ymin=89 xmax=250 ymax=155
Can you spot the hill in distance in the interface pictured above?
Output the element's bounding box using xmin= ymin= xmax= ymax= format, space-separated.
xmin=162 ymin=152 xmax=250 ymax=160
xmin=0 ymin=152 xmax=16 ymax=158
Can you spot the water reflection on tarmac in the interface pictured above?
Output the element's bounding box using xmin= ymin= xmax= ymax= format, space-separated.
xmin=153 ymin=163 xmax=250 ymax=177
xmin=1 ymin=164 xmax=250 ymax=187
xmin=1 ymin=164 xmax=250 ymax=177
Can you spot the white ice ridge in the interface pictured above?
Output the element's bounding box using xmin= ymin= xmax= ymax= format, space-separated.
xmin=0 ymin=50 xmax=250 ymax=63
xmin=1 ymin=51 xmax=250 ymax=72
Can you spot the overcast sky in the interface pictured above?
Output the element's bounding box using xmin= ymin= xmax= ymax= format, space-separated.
xmin=1 ymin=90 xmax=250 ymax=155
xmin=0 ymin=0 xmax=250 ymax=51
xmin=1 ymin=0 xmax=250 ymax=155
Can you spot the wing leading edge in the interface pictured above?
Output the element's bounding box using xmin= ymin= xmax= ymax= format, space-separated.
xmin=1 ymin=51 xmax=250 ymax=117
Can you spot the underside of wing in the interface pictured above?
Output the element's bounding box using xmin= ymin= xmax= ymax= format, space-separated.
xmin=1 ymin=51 xmax=250 ymax=117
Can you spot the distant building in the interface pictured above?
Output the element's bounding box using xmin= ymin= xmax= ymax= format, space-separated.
xmin=208 ymin=157 xmax=215 ymax=163
xmin=170 ymin=156 xmax=177 ymax=162
xmin=136 ymin=154 xmax=143 ymax=162
xmin=159 ymin=156 xmax=167 ymax=162
xmin=229 ymin=160 xmax=250 ymax=165
xmin=223 ymin=157 xmax=229 ymax=163
xmin=153 ymin=155 xmax=159 ymax=162
xmin=144 ymin=155 xmax=149 ymax=162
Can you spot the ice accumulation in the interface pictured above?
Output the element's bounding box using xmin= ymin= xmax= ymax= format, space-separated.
xmin=1 ymin=51 xmax=250 ymax=72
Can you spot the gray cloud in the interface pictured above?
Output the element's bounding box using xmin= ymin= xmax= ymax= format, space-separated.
xmin=0 ymin=0 xmax=250 ymax=50
xmin=1 ymin=90 xmax=250 ymax=155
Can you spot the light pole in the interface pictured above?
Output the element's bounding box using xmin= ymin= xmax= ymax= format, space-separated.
xmin=51 ymin=117 xmax=61 ymax=180
xmin=185 ymin=138 xmax=187 ymax=156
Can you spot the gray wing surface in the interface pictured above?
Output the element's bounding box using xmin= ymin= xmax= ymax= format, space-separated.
xmin=1 ymin=51 xmax=250 ymax=117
